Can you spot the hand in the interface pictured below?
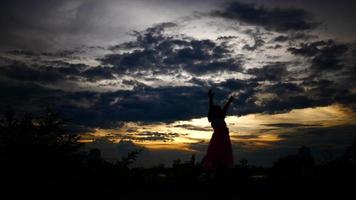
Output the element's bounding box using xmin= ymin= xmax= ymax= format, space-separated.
xmin=208 ymin=89 xmax=214 ymax=98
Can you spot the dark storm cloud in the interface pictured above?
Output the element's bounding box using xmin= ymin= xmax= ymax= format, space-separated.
xmin=272 ymin=32 xmax=317 ymax=43
xmin=0 ymin=72 xmax=255 ymax=128
xmin=288 ymin=40 xmax=349 ymax=71
xmin=99 ymin=86 xmax=209 ymax=123
xmin=263 ymin=83 xmax=304 ymax=96
xmin=5 ymin=49 xmax=87 ymax=59
xmin=211 ymin=1 xmax=318 ymax=31
xmin=1 ymin=52 xmax=354 ymax=129
xmin=284 ymin=40 xmax=356 ymax=110
xmin=240 ymin=71 xmax=352 ymax=115
xmin=303 ymin=79 xmax=356 ymax=109
xmin=1 ymin=19 xmax=355 ymax=130
xmin=273 ymin=35 xmax=288 ymax=43
xmin=216 ymin=36 xmax=239 ymax=41
xmin=0 ymin=83 xmax=210 ymax=128
xmin=242 ymin=35 xmax=265 ymax=51
xmin=0 ymin=64 xmax=69 ymax=83
xmin=0 ymin=78 xmax=68 ymax=121
xmin=0 ymin=22 xmax=247 ymax=127
xmin=217 ymin=78 xmax=257 ymax=91
xmin=102 ymin=23 xmax=242 ymax=75
xmin=213 ymin=78 xmax=260 ymax=115
xmin=0 ymin=61 xmax=117 ymax=84
xmin=81 ymin=66 xmax=115 ymax=81
xmin=249 ymin=81 xmax=309 ymax=114
xmin=259 ymin=95 xmax=318 ymax=114
xmin=125 ymin=22 xmax=178 ymax=49
xmin=247 ymin=62 xmax=289 ymax=82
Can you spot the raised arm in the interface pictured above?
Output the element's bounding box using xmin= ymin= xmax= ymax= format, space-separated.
xmin=208 ymin=89 xmax=214 ymax=122
xmin=208 ymin=89 xmax=214 ymax=108
xmin=223 ymin=96 xmax=234 ymax=116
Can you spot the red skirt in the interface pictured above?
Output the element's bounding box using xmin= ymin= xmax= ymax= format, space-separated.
xmin=203 ymin=127 xmax=233 ymax=170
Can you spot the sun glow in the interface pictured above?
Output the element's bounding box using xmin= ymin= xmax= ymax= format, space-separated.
xmin=81 ymin=104 xmax=356 ymax=151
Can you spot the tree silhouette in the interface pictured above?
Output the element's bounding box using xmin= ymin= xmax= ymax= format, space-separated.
xmin=0 ymin=108 xmax=83 ymax=199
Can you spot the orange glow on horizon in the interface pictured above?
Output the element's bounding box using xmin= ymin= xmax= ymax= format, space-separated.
xmin=80 ymin=104 xmax=356 ymax=152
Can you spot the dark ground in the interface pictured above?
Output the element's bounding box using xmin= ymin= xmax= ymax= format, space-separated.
xmin=2 ymin=109 xmax=356 ymax=200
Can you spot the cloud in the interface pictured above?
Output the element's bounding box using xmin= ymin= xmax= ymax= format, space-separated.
xmin=1 ymin=51 xmax=354 ymax=129
xmin=0 ymin=76 xmax=66 ymax=113
xmin=273 ymin=32 xmax=317 ymax=43
xmin=247 ymin=62 xmax=289 ymax=82
xmin=81 ymin=66 xmax=115 ymax=81
xmin=1 ymin=0 xmax=356 ymax=169
xmin=288 ymin=40 xmax=349 ymax=71
xmin=102 ymin=23 xmax=243 ymax=75
xmin=1 ymin=20 xmax=355 ymax=130
xmin=0 ymin=0 xmax=209 ymax=51
xmin=0 ymin=61 xmax=117 ymax=84
xmin=262 ymin=123 xmax=320 ymax=128
xmin=263 ymin=83 xmax=304 ymax=96
xmin=39 ymin=85 xmax=210 ymax=127
xmin=216 ymin=35 xmax=238 ymax=41
xmin=133 ymin=131 xmax=181 ymax=142
xmin=0 ymin=64 xmax=68 ymax=83
xmin=173 ymin=124 xmax=212 ymax=131
xmin=211 ymin=1 xmax=318 ymax=31
xmin=242 ymin=30 xmax=265 ymax=51
xmin=273 ymin=35 xmax=289 ymax=43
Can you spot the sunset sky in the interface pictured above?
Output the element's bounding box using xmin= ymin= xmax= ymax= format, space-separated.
xmin=1 ymin=0 xmax=356 ymax=167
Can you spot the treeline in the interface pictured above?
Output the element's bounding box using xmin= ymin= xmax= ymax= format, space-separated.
xmin=1 ymin=109 xmax=355 ymax=199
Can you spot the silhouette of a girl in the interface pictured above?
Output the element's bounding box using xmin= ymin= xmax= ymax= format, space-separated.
xmin=203 ymin=89 xmax=234 ymax=170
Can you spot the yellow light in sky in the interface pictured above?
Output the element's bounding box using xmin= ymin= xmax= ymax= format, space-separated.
xmin=81 ymin=104 xmax=356 ymax=152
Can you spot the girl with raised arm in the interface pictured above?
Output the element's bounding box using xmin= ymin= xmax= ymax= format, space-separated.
xmin=203 ymin=89 xmax=234 ymax=170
